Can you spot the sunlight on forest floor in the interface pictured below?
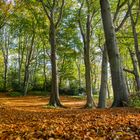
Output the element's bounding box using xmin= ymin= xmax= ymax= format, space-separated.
xmin=0 ymin=94 xmax=140 ymax=140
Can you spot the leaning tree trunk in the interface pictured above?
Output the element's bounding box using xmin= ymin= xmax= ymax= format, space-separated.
xmin=98 ymin=45 xmax=108 ymax=108
xmin=100 ymin=0 xmax=128 ymax=107
xmin=49 ymin=22 xmax=62 ymax=107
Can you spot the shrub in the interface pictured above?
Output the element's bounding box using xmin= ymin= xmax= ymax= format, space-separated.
xmin=128 ymin=93 xmax=140 ymax=107
xmin=8 ymin=92 xmax=22 ymax=97
xmin=28 ymin=91 xmax=48 ymax=96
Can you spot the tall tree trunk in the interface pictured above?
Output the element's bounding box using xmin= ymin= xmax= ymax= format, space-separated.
xmin=100 ymin=0 xmax=128 ymax=107
xmin=49 ymin=22 xmax=62 ymax=107
xmin=78 ymin=0 xmax=95 ymax=108
xmin=40 ymin=0 xmax=64 ymax=107
xmin=84 ymin=14 xmax=94 ymax=108
xmin=98 ymin=45 xmax=108 ymax=108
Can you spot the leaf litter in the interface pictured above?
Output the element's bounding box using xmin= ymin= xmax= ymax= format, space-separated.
xmin=0 ymin=96 xmax=140 ymax=140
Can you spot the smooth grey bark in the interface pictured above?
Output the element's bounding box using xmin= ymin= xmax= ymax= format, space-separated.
xmin=98 ymin=45 xmax=108 ymax=108
xmin=100 ymin=0 xmax=128 ymax=107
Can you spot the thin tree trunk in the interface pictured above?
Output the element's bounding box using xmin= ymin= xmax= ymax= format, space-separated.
xmin=129 ymin=3 xmax=140 ymax=70
xmin=76 ymin=61 xmax=81 ymax=90
xmin=129 ymin=49 xmax=140 ymax=91
xmin=18 ymin=35 xmax=24 ymax=91
xmin=43 ymin=45 xmax=47 ymax=92
xmin=107 ymin=83 xmax=110 ymax=99
xmin=78 ymin=0 xmax=95 ymax=108
xmin=2 ymin=28 xmax=9 ymax=91
xmin=84 ymin=14 xmax=94 ymax=108
xmin=3 ymin=58 xmax=8 ymax=91
xmin=98 ymin=45 xmax=108 ymax=108
xmin=23 ymin=33 xmax=35 ymax=96
xmin=23 ymin=64 xmax=30 ymax=96
xmin=100 ymin=0 xmax=128 ymax=107
xmin=18 ymin=36 xmax=21 ymax=89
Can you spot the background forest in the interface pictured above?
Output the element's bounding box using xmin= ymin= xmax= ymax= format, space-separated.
xmin=0 ymin=0 xmax=140 ymax=108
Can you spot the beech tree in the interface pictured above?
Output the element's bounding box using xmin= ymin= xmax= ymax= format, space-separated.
xmin=78 ymin=0 xmax=97 ymax=108
xmin=100 ymin=0 xmax=129 ymax=107
xmin=40 ymin=0 xmax=65 ymax=107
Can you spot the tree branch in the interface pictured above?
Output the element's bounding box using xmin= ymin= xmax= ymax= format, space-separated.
xmin=40 ymin=0 xmax=51 ymax=21
xmin=78 ymin=1 xmax=86 ymax=45
xmin=113 ymin=0 xmax=128 ymax=22
xmin=115 ymin=0 xmax=135 ymax=32
xmin=55 ymin=0 xmax=65 ymax=28
xmin=123 ymin=68 xmax=134 ymax=74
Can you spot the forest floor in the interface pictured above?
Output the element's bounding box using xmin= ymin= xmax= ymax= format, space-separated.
xmin=0 ymin=94 xmax=140 ymax=140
